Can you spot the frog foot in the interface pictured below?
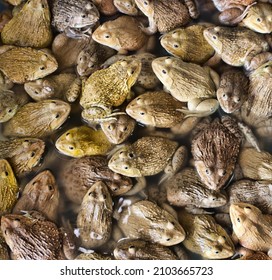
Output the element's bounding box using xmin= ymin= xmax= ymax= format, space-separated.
xmin=139 ymin=22 xmax=157 ymax=35
xmin=177 ymin=102 xmax=219 ymax=118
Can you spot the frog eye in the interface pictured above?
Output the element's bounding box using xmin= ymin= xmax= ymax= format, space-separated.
xmin=166 ymin=237 xmax=171 ymax=242
xmin=256 ymin=18 xmax=262 ymax=22
xmin=121 ymin=126 xmax=128 ymax=132
xmin=143 ymin=1 xmax=149 ymax=5
xmin=128 ymin=153 xmax=134 ymax=158
xmin=205 ymin=168 xmax=211 ymax=175
xmin=66 ymin=132 xmax=70 ymax=136
xmin=85 ymin=3 xmax=94 ymax=9
xmin=5 ymin=171 xmax=9 ymax=176
xmin=88 ymin=191 xmax=93 ymax=196
xmin=48 ymin=185 xmax=53 ymax=191
xmin=123 ymin=165 xmax=129 ymax=170
xmin=69 ymin=146 xmax=74 ymax=150
xmin=237 ymin=217 xmax=240 ymax=223
xmin=81 ymin=14 xmax=87 ymax=18
xmin=30 ymin=152 xmax=35 ymax=157
xmin=104 ymin=34 xmax=111 ymax=39
xmin=233 ymin=96 xmax=240 ymax=103
xmin=128 ymin=69 xmax=135 ymax=75
xmin=139 ymin=111 xmax=145 ymax=115
xmin=212 ymin=35 xmax=217 ymax=40
xmin=214 ymin=250 xmax=219 ymax=254
xmin=173 ymin=43 xmax=179 ymax=48
xmin=222 ymin=94 xmax=228 ymax=100
xmin=245 ymin=206 xmax=251 ymax=209
xmin=103 ymin=194 xmax=107 ymax=199
xmin=218 ymin=169 xmax=226 ymax=176
xmin=128 ymin=245 xmax=136 ymax=255
xmin=55 ymin=114 xmax=60 ymax=119
xmin=40 ymin=66 xmax=45 ymax=70
xmin=162 ymin=69 xmax=167 ymax=74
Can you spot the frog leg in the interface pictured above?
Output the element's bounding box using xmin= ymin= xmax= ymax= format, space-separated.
xmin=184 ymin=0 xmax=199 ymax=19
xmin=139 ymin=17 xmax=157 ymax=35
xmin=245 ymin=52 xmax=272 ymax=72
xmin=170 ymin=116 xmax=201 ymax=137
xmin=207 ymin=66 xmax=220 ymax=89
xmin=122 ymin=176 xmax=146 ymax=196
xmin=65 ymin=77 xmax=81 ymax=102
xmin=177 ymin=98 xmax=219 ymax=118
xmin=160 ymin=145 xmax=188 ymax=184
xmin=268 ymin=248 xmax=272 ymax=258
xmin=59 ymin=224 xmax=77 ymax=260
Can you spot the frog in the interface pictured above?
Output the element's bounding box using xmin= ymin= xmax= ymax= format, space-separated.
xmin=55 ymin=126 xmax=113 ymax=158
xmin=126 ymin=91 xmax=186 ymax=128
xmin=0 ymin=233 xmax=9 ymax=260
xmin=178 ymin=209 xmax=235 ymax=259
xmin=52 ymin=32 xmax=92 ymax=70
xmin=75 ymin=251 xmax=113 ymax=259
xmin=113 ymin=0 xmax=140 ymax=15
xmin=1 ymin=212 xmax=77 ymax=259
xmin=239 ymin=2 xmax=272 ymax=34
xmin=80 ymin=59 xmax=141 ymax=124
xmin=76 ymin=181 xmax=113 ymax=249
xmin=117 ymin=199 xmax=186 ymax=246
xmin=1 ymin=0 xmax=52 ymax=48
xmin=92 ymin=15 xmax=149 ymax=54
xmin=114 ymin=238 xmax=179 ymax=260
xmin=229 ymin=202 xmax=272 ymax=257
xmin=152 ymin=56 xmax=220 ymax=117
xmin=238 ymin=147 xmax=272 ymax=181
xmin=100 ymin=113 xmax=136 ymax=144
xmin=0 ymin=10 xmax=12 ymax=32
xmin=216 ymin=68 xmax=249 ymax=113
xmin=24 ymin=73 xmax=81 ymax=102
xmin=226 ymin=179 xmax=272 ymax=214
xmin=59 ymin=156 xmax=133 ymax=205
xmin=12 ymin=170 xmax=60 ymax=222
xmin=76 ymin=39 xmax=116 ymax=77
xmin=2 ymin=99 xmax=71 ymax=138
xmin=211 ymin=0 xmax=256 ymax=25
xmin=160 ymin=25 xmax=215 ymax=64
xmin=191 ymin=116 xmax=243 ymax=191
xmin=166 ymin=167 xmax=227 ymax=209
xmin=0 ymin=88 xmax=29 ymax=123
xmin=108 ymin=136 xmax=188 ymax=184
xmin=203 ymin=26 xmax=271 ymax=71
xmin=52 ymin=0 xmax=100 ymax=38
xmin=134 ymin=0 xmax=199 ymax=34
xmin=93 ymin=0 xmax=117 ymax=16
xmin=0 ymin=159 xmax=19 ymax=215
xmin=0 ymin=138 xmax=45 ymax=176
xmin=235 ymin=247 xmax=271 ymax=260
xmin=0 ymin=46 xmax=58 ymax=84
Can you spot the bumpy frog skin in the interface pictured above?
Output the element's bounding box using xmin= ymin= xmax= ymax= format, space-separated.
xmin=0 ymin=46 xmax=58 ymax=84
xmin=52 ymin=0 xmax=100 ymax=38
xmin=92 ymin=15 xmax=148 ymax=54
xmin=76 ymin=181 xmax=113 ymax=249
xmin=114 ymin=238 xmax=178 ymax=260
xmin=203 ymin=26 xmax=270 ymax=71
xmin=229 ymin=203 xmax=272 ymax=257
xmin=3 ymin=99 xmax=71 ymax=138
xmin=80 ymin=59 xmax=141 ymax=123
xmin=152 ymin=56 xmax=219 ymax=117
xmin=0 ymin=159 xmax=19 ymax=215
xmin=12 ymin=170 xmax=60 ymax=222
xmin=192 ymin=116 xmax=242 ymax=191
xmin=55 ymin=126 xmax=112 ymax=158
xmin=117 ymin=200 xmax=186 ymax=246
xmin=0 ymin=138 xmax=45 ymax=176
xmin=1 ymin=0 xmax=53 ymax=48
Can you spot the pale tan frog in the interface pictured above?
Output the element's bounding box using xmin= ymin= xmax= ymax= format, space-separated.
xmin=24 ymin=73 xmax=81 ymax=102
xmin=80 ymin=59 xmax=141 ymax=124
xmin=113 ymin=0 xmax=140 ymax=15
xmin=135 ymin=0 xmax=199 ymax=34
xmin=191 ymin=116 xmax=242 ymax=191
xmin=55 ymin=126 xmax=113 ymax=158
xmin=12 ymin=170 xmax=60 ymax=222
xmin=0 ymin=46 xmax=58 ymax=84
xmin=229 ymin=202 xmax=272 ymax=257
xmin=0 ymin=159 xmax=19 ymax=215
xmin=92 ymin=15 xmax=149 ymax=54
xmin=114 ymin=238 xmax=179 ymax=260
xmin=178 ymin=209 xmax=235 ymax=259
xmin=203 ymin=26 xmax=271 ymax=71
xmin=152 ymin=56 xmax=219 ymax=117
xmin=126 ymin=91 xmax=186 ymax=128
xmin=0 ymin=138 xmax=45 ymax=176
xmin=1 ymin=0 xmax=52 ymax=48
xmin=160 ymin=25 xmax=215 ymax=64
xmin=76 ymin=181 xmax=113 ymax=249
xmin=1 ymin=212 xmax=77 ymax=259
xmin=117 ymin=199 xmax=186 ymax=246
xmin=3 ymin=99 xmax=71 ymax=138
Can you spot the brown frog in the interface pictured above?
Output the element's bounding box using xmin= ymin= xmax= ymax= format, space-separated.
xmin=1 ymin=0 xmax=52 ymax=48
xmin=114 ymin=238 xmax=179 ymax=260
xmin=114 ymin=0 xmax=140 ymax=15
xmin=0 ymin=159 xmax=19 ymax=215
xmin=12 ymin=170 xmax=60 ymax=222
xmin=203 ymin=26 xmax=271 ymax=71
xmin=117 ymin=200 xmax=186 ymax=246
xmin=216 ymin=69 xmax=249 ymax=113
xmin=100 ymin=114 xmax=136 ymax=144
xmin=230 ymin=202 xmax=272 ymax=257
xmin=0 ymin=138 xmax=45 ymax=176
xmin=3 ymin=99 xmax=71 ymax=138
xmin=0 ymin=46 xmax=58 ymax=84
xmin=126 ymin=91 xmax=185 ymax=128
xmin=178 ymin=210 xmax=235 ymax=259
xmin=76 ymin=181 xmax=113 ymax=249
xmin=0 ymin=233 xmax=9 ymax=260
xmin=135 ymin=0 xmax=199 ymax=34
xmin=93 ymin=0 xmax=117 ymax=16
xmin=52 ymin=0 xmax=100 ymax=38
xmin=59 ymin=156 xmax=133 ymax=205
xmin=191 ymin=116 xmax=243 ymax=191
xmin=1 ymin=212 xmax=76 ymax=259
xmin=92 ymin=15 xmax=149 ymax=54
xmin=75 ymin=251 xmax=113 ymax=259
xmin=166 ymin=167 xmax=227 ymax=209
